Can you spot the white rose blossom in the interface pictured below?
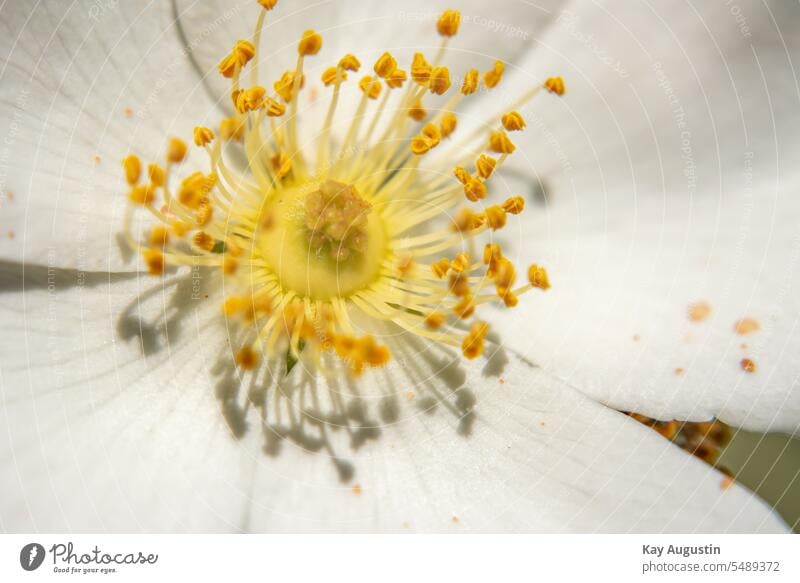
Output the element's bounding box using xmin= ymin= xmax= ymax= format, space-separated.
xmin=0 ymin=0 xmax=797 ymax=532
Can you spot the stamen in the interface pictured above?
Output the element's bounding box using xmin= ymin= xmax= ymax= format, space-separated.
xmin=121 ymin=7 xmax=559 ymax=382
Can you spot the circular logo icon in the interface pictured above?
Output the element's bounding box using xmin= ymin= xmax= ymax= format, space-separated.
xmin=20 ymin=543 xmax=46 ymax=571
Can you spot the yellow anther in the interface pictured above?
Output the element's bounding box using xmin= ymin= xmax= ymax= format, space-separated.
xmin=333 ymin=334 xmax=357 ymax=358
xmin=360 ymin=336 xmax=391 ymax=368
xmin=257 ymin=0 xmax=278 ymax=10
xmin=501 ymin=111 xmax=526 ymax=131
xmin=142 ymin=248 xmax=165 ymax=276
xmin=461 ymin=68 xmax=479 ymax=95
xmin=122 ymin=155 xmax=141 ymax=185
xmin=230 ymin=88 xmax=243 ymax=109
xmin=298 ymin=29 xmax=323 ymax=56
xmin=236 ymin=85 xmax=267 ymax=113
xmin=440 ymin=112 xmax=457 ymax=138
xmin=147 ymin=163 xmax=165 ymax=186
xmin=226 ymin=238 xmax=243 ymax=258
xmin=235 ymin=346 xmax=259 ymax=370
xmin=544 ymin=76 xmax=566 ymax=96
xmin=528 ymin=264 xmax=551 ymax=290
xmin=483 ymin=244 xmax=503 ymax=274
xmin=408 ymin=98 xmax=427 ymax=121
xmin=452 ymin=207 xmax=484 ymax=232
xmin=385 ymin=68 xmax=407 ymax=89
xmin=171 ymin=221 xmax=191 ymax=238
xmin=245 ymin=293 xmax=273 ymax=321
xmin=425 ymin=311 xmax=446 ymax=330
xmin=475 ymin=154 xmax=497 ymax=179
xmin=218 ymin=40 xmax=256 ymax=78
xmin=453 ymin=166 xmax=470 ymax=184
xmin=464 ymin=177 xmax=487 ymax=202
xmin=193 ymin=126 xmax=214 ymax=147
xmin=192 ymin=231 xmax=216 ymax=252
xmin=410 ymin=135 xmax=434 ymax=155
xmin=149 ymin=225 xmax=169 ymax=248
xmin=503 ymin=291 xmax=519 ymax=308
xmin=411 ymin=52 xmax=432 ymax=85
xmin=422 ymin=123 xmax=441 ymax=147
xmin=494 ymin=258 xmax=516 ymax=289
xmin=274 ymin=70 xmax=304 ymax=102
xmin=484 ymin=60 xmax=505 ymax=88
xmin=178 ymin=172 xmax=214 ymax=209
xmin=453 ymin=294 xmax=475 ymax=319
xmin=396 ymin=253 xmax=415 ymax=279
xmin=128 ymin=184 xmax=155 ymax=205
xmin=271 ymin=152 xmax=292 ymax=178
xmin=462 ymin=321 xmax=489 ymax=359
xmin=220 ymin=116 xmax=245 ymax=141
xmin=264 ymin=97 xmax=286 ymax=117
xmin=449 ymin=272 xmax=470 ymax=297
xmin=437 ymin=9 xmax=461 ymax=37
xmin=359 ymin=75 xmax=382 ymax=99
xmin=374 ymin=52 xmax=398 ymax=78
xmin=488 ymin=129 xmax=515 ymax=154
xmin=223 ymin=296 xmax=245 ymax=317
xmin=429 ymin=66 xmax=451 ymax=95
xmin=484 ymin=205 xmax=507 ymax=230
xmin=503 ymin=196 xmax=525 ymax=214
xmin=432 ymin=257 xmax=451 ymax=279
xmin=450 ymin=252 xmax=470 ymax=273
xmin=223 ymin=256 xmax=238 ymax=276
xmin=167 ymin=137 xmax=188 ymax=163
xmin=322 ymin=66 xmax=345 ymax=86
xmin=195 ymin=201 xmax=213 ymax=227
xmin=339 ymin=53 xmax=361 ymax=71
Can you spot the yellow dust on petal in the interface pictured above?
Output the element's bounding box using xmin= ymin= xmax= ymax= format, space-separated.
xmin=688 ymin=301 xmax=711 ymax=322
xmin=740 ymin=358 xmax=756 ymax=373
xmin=734 ymin=318 xmax=760 ymax=335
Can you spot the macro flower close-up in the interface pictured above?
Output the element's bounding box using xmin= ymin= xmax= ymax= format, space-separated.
xmin=1 ymin=0 xmax=799 ymax=535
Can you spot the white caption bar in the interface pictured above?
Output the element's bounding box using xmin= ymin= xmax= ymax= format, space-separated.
xmin=1 ymin=534 xmax=797 ymax=582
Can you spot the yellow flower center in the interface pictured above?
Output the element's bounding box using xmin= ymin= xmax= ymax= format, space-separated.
xmin=119 ymin=2 xmax=565 ymax=378
xmin=257 ymin=180 xmax=387 ymax=299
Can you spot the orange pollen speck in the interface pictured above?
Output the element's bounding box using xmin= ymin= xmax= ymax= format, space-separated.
xmin=688 ymin=301 xmax=711 ymax=322
xmin=734 ymin=318 xmax=760 ymax=335
xmin=740 ymin=358 xmax=756 ymax=373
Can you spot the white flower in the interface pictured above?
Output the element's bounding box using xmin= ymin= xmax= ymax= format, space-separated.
xmin=0 ymin=0 xmax=797 ymax=532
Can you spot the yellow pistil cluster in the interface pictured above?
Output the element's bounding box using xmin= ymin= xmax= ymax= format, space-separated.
xmin=121 ymin=3 xmax=563 ymax=378
xmin=304 ymin=180 xmax=371 ymax=261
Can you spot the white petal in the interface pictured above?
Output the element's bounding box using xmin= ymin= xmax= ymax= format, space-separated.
xmin=466 ymin=2 xmax=800 ymax=431
xmin=0 ymin=1 xmax=220 ymax=270
xmin=489 ymin=1 xmax=800 ymax=193
xmin=0 ymin=264 xmax=786 ymax=532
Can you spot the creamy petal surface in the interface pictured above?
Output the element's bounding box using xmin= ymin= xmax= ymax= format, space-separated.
xmin=479 ymin=1 xmax=800 ymax=431
xmin=0 ymin=265 xmax=786 ymax=532
xmin=0 ymin=0 xmax=220 ymax=271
